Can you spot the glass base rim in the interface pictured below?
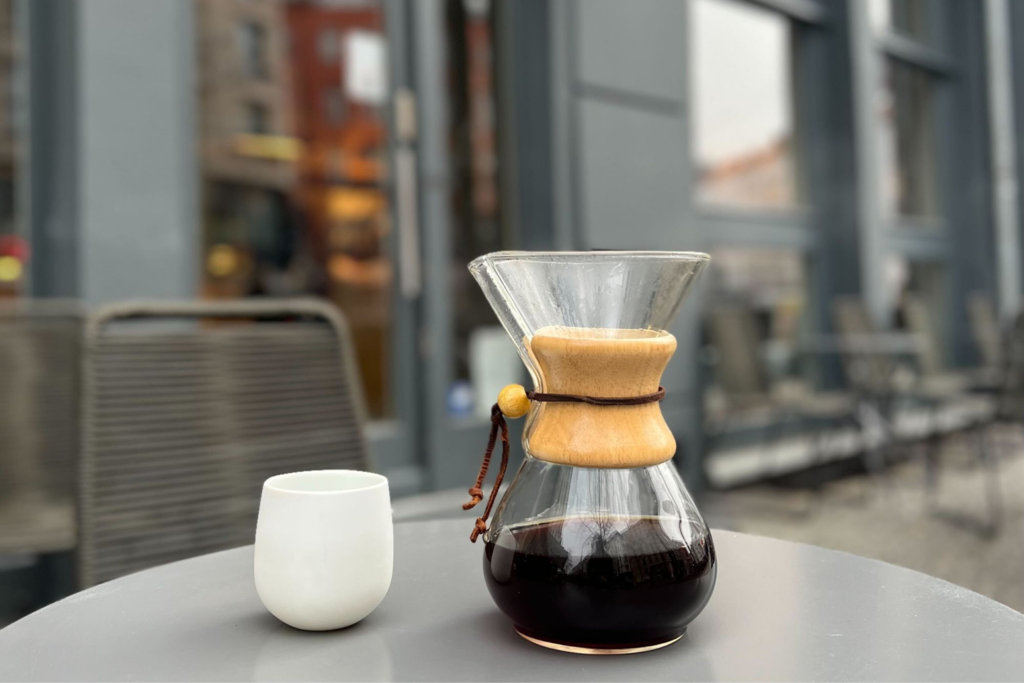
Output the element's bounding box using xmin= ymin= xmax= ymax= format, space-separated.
xmin=514 ymin=628 xmax=685 ymax=655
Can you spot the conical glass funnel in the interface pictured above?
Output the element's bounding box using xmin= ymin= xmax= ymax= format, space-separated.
xmin=466 ymin=251 xmax=716 ymax=655
xmin=469 ymin=251 xmax=709 ymax=384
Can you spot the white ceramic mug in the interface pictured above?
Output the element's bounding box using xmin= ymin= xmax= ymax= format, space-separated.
xmin=254 ymin=470 xmax=393 ymax=631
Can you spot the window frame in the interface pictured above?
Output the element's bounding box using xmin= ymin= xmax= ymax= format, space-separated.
xmin=237 ymin=20 xmax=268 ymax=80
xmin=870 ymin=1 xmax=955 ymax=289
xmin=686 ymin=0 xmax=832 ymax=401
xmin=688 ymin=0 xmax=830 ymax=256
xmin=873 ymin=0 xmax=954 ymax=235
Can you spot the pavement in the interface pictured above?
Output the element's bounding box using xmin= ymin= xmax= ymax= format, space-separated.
xmin=702 ymin=422 xmax=1024 ymax=612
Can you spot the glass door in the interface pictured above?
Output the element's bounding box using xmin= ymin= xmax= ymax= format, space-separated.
xmin=413 ymin=0 xmax=526 ymax=490
xmin=194 ymin=0 xmax=423 ymax=494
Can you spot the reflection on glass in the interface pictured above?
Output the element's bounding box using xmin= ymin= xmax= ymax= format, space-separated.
xmin=705 ymin=248 xmax=809 ymax=404
xmin=196 ymin=0 xmax=394 ymax=418
xmin=691 ymin=0 xmax=798 ymax=210
xmin=0 ymin=0 xmax=22 ymax=300
xmin=869 ymin=0 xmax=931 ymax=43
xmin=709 ymin=248 xmax=808 ymax=342
xmin=447 ymin=0 xmax=516 ymax=417
xmin=877 ymin=58 xmax=939 ymax=218
xmin=887 ymin=255 xmax=945 ymax=327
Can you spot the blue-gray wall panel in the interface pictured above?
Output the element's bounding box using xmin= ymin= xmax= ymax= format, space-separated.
xmin=577 ymin=99 xmax=694 ymax=250
xmin=77 ymin=0 xmax=197 ymax=304
xmin=574 ymin=0 xmax=686 ymax=104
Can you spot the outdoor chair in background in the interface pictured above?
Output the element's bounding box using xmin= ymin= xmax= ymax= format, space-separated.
xmin=0 ymin=301 xmax=81 ymax=558
xmin=900 ymin=294 xmax=1003 ymax=533
xmin=831 ymin=296 xmax=949 ymax=469
xmin=704 ymin=303 xmax=857 ymax=485
xmin=967 ymin=294 xmax=1005 ymax=377
xmin=831 ymin=297 xmax=909 ymax=403
xmin=903 ymin=294 xmax=1000 ymax=395
xmin=78 ymin=299 xmax=369 ymax=588
xmin=985 ymin=310 xmax=1024 ymax=445
xmin=833 ymin=296 xmax=1002 ymax=534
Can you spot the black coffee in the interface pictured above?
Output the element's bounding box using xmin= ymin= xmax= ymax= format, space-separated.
xmin=483 ymin=516 xmax=716 ymax=649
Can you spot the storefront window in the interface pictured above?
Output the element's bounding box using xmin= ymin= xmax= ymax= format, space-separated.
xmin=691 ymin=0 xmax=798 ymax=210
xmin=196 ymin=0 xmax=394 ymax=418
xmin=877 ymin=58 xmax=940 ymax=219
xmin=445 ymin=0 xmax=517 ymax=418
xmin=706 ymin=248 xmax=810 ymax=391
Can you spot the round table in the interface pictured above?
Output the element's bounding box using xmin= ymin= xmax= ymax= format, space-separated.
xmin=1 ymin=520 xmax=1023 ymax=682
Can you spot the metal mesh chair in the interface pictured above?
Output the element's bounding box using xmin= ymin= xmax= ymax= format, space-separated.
xmin=831 ymin=296 xmax=898 ymax=398
xmin=0 ymin=301 xmax=81 ymax=555
xmin=903 ymin=294 xmax=998 ymax=395
xmin=965 ymin=294 xmax=1008 ymax=394
xmin=706 ymin=304 xmax=773 ymax=411
xmin=79 ymin=299 xmax=369 ymax=587
xmin=833 ymin=297 xmax=1002 ymax=533
xmin=704 ymin=303 xmax=856 ymax=484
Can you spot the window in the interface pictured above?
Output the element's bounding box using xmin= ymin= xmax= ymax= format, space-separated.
xmin=877 ymin=58 xmax=939 ymax=218
xmin=708 ymin=248 xmax=808 ymax=338
xmin=691 ymin=0 xmax=798 ymax=210
xmin=323 ymin=87 xmax=344 ymax=124
xmin=199 ymin=1 xmax=396 ymax=419
xmin=447 ymin=0 xmax=511 ymax=417
xmin=244 ymin=103 xmax=269 ymax=134
xmin=318 ymin=29 xmax=341 ymax=64
xmin=705 ymin=248 xmax=811 ymax=402
xmin=237 ymin=21 xmax=267 ymax=79
xmin=869 ymin=0 xmax=932 ymax=43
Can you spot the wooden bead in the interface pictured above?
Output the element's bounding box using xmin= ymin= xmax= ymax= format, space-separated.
xmin=497 ymin=384 xmax=530 ymax=419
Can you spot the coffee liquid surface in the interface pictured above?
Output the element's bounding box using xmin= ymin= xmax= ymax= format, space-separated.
xmin=484 ymin=516 xmax=716 ymax=648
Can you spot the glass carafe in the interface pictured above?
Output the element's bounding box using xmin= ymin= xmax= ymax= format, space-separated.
xmin=467 ymin=251 xmax=716 ymax=655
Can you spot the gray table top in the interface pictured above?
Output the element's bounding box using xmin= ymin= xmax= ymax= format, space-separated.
xmin=2 ymin=520 xmax=1023 ymax=682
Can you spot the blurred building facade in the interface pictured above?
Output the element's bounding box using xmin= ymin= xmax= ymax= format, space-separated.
xmin=9 ymin=0 xmax=1024 ymax=495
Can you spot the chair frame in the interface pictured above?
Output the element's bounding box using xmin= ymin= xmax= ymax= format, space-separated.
xmin=79 ymin=297 xmax=369 ymax=587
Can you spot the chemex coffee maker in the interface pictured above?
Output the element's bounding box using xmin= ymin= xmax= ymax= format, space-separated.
xmin=461 ymin=251 xmax=717 ymax=655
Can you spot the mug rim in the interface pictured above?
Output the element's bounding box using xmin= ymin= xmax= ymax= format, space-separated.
xmin=263 ymin=469 xmax=388 ymax=495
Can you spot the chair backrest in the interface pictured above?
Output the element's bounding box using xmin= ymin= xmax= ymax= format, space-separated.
xmin=967 ymin=293 xmax=1003 ymax=369
xmin=997 ymin=310 xmax=1024 ymax=418
xmin=707 ymin=304 xmax=770 ymax=402
xmin=901 ymin=293 xmax=944 ymax=376
xmin=79 ymin=299 xmax=368 ymax=587
xmin=0 ymin=301 xmax=81 ymax=554
xmin=831 ymin=296 xmax=890 ymax=394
